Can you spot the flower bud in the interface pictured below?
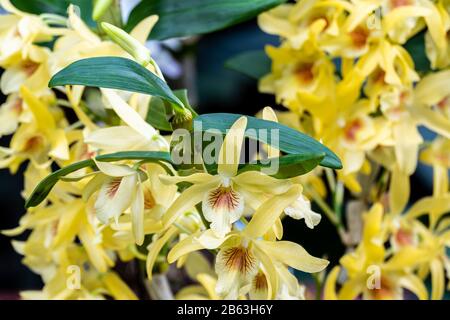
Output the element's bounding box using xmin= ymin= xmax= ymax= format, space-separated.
xmin=101 ymin=22 xmax=151 ymax=66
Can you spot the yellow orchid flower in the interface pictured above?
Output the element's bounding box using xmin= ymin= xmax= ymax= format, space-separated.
xmin=324 ymin=203 xmax=428 ymax=300
xmin=0 ymin=93 xmax=26 ymax=137
xmin=0 ymin=86 xmax=69 ymax=172
xmin=0 ymin=0 xmax=62 ymax=66
xmin=260 ymin=44 xmax=336 ymax=121
xmin=413 ymin=69 xmax=450 ymax=139
xmin=160 ymin=116 xmax=294 ymax=237
xmin=399 ymin=215 xmax=450 ymax=300
xmin=168 ymin=185 xmax=328 ymax=299
xmin=258 ymin=0 xmax=351 ymax=50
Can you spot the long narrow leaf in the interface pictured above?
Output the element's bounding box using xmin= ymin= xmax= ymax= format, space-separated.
xmin=49 ymin=57 xmax=184 ymax=108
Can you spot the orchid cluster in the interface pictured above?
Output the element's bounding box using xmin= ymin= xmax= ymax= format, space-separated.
xmin=0 ymin=0 xmax=337 ymax=300
xmin=258 ymin=0 xmax=450 ymax=299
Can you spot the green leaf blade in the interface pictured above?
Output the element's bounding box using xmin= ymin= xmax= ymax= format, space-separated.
xmin=238 ymin=153 xmax=325 ymax=179
xmin=126 ymin=0 xmax=287 ymax=40
xmin=11 ymin=0 xmax=95 ymax=26
xmin=49 ymin=57 xmax=184 ymax=108
xmin=194 ymin=113 xmax=342 ymax=169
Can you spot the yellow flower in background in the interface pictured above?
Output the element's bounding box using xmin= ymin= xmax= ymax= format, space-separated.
xmin=0 ymin=0 xmax=61 ymax=66
xmin=401 ymin=203 xmax=450 ymax=300
xmin=0 ymin=86 xmax=69 ymax=172
xmin=420 ymin=137 xmax=450 ymax=196
xmin=259 ymin=44 xmax=336 ymax=122
xmin=324 ymin=203 xmax=428 ymax=300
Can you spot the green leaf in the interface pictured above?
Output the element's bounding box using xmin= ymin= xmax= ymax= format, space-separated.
xmin=125 ymin=0 xmax=287 ymax=40
xmin=238 ymin=153 xmax=325 ymax=179
xmin=194 ymin=113 xmax=342 ymax=169
xmin=225 ymin=50 xmax=271 ymax=79
xmin=405 ymin=31 xmax=431 ymax=73
xmin=25 ymin=151 xmax=173 ymax=208
xmin=11 ymin=0 xmax=94 ymax=26
xmin=49 ymin=57 xmax=184 ymax=109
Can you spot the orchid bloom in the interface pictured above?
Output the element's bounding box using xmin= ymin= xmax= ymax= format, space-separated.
xmin=160 ymin=116 xmax=294 ymax=238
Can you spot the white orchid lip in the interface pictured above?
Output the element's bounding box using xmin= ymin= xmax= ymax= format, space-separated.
xmin=221 ymin=245 xmax=257 ymax=274
xmin=105 ymin=177 xmax=121 ymax=198
xmin=207 ymin=185 xmax=241 ymax=213
xmin=202 ymin=183 xmax=245 ymax=237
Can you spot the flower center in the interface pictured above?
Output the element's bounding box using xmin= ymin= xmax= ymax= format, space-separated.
xmin=395 ymin=228 xmax=414 ymax=246
xmin=295 ymin=64 xmax=314 ymax=84
xmin=23 ymin=135 xmax=45 ymax=153
xmin=344 ymin=119 xmax=363 ymax=142
xmin=22 ymin=60 xmax=39 ymax=76
xmin=390 ymin=0 xmax=411 ymax=8
xmin=350 ymin=27 xmax=369 ymax=48
xmin=370 ymin=276 xmax=397 ymax=300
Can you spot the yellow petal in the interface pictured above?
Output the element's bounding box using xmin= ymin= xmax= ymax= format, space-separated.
xmin=52 ymin=200 xmax=84 ymax=248
xmin=68 ymin=4 xmax=100 ymax=44
xmin=262 ymin=106 xmax=280 ymax=158
xmin=49 ymin=128 xmax=69 ymax=160
xmin=411 ymin=105 xmax=450 ymax=139
xmin=257 ymin=240 xmax=329 ymax=273
xmin=415 ymin=70 xmax=450 ymax=106
xmin=19 ymin=86 xmax=55 ymax=130
xmin=102 ymin=272 xmax=138 ymax=300
xmin=393 ymin=122 xmax=422 ymax=175
xmin=430 ymin=258 xmax=444 ymax=300
xmin=337 ymin=276 xmax=364 ymax=300
xmin=131 ymin=182 xmax=145 ymax=245
xmin=167 ymin=232 xmax=204 ymax=264
xmin=101 ymin=89 xmax=157 ymax=140
xmin=244 ymin=185 xmax=301 ymax=239
xmin=94 ymin=160 xmax=136 ymax=177
xmin=163 ymin=181 xmax=218 ymax=227
xmin=253 ymin=245 xmax=278 ymax=299
xmin=398 ymin=273 xmax=428 ymax=300
xmin=85 ymin=126 xmax=151 ymax=152
xmin=78 ymin=225 xmax=109 ymax=273
xmin=324 ymin=266 xmax=340 ymax=300
xmin=146 ymin=226 xmax=178 ymax=280
xmin=233 ymin=171 xmax=292 ymax=195
xmin=389 ymin=165 xmax=410 ymax=215
xmin=130 ymin=15 xmax=159 ymax=44
xmin=405 ymin=195 xmax=450 ymax=219
xmin=218 ymin=116 xmax=247 ymax=178
xmin=384 ymin=246 xmax=431 ymax=271
xmin=197 ymin=273 xmax=220 ymax=300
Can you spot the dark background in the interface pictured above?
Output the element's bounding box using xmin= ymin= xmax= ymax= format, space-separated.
xmin=0 ymin=18 xmax=438 ymax=296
